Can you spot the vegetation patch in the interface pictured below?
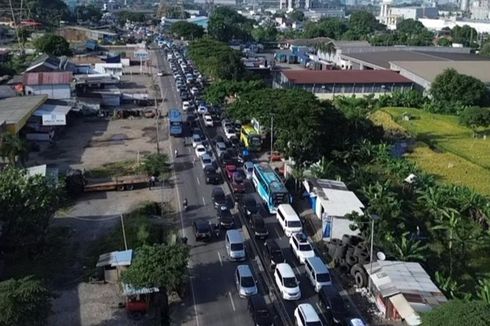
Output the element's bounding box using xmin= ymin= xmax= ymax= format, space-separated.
xmin=84 ymin=160 xmax=142 ymax=178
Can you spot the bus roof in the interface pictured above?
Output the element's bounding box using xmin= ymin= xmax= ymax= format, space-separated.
xmin=254 ymin=164 xmax=288 ymax=193
xmin=242 ymin=124 xmax=258 ymax=135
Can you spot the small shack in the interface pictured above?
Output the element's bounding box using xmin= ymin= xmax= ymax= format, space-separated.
xmin=96 ymin=249 xmax=133 ymax=283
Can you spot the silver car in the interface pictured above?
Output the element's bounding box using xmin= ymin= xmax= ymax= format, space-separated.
xmin=235 ymin=265 xmax=258 ymax=298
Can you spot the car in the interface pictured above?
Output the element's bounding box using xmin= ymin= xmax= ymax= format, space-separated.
xmin=197 ymin=105 xmax=208 ymax=115
xmin=204 ymin=114 xmax=214 ymax=127
xmin=240 ymin=195 xmax=259 ymax=217
xmin=318 ymin=285 xmax=349 ymax=325
xmin=225 ymin=127 xmax=236 ymax=139
xmin=193 ymin=219 xmax=212 ymax=241
xmin=182 ymin=101 xmax=191 ymax=111
xmin=290 ymin=232 xmax=315 ymax=264
xmin=231 ymin=171 xmax=246 ymax=193
xmin=190 ymin=87 xmax=199 ymax=95
xmin=211 ymin=187 xmax=226 ymax=208
xmin=225 ymin=163 xmax=237 ymax=180
xmin=249 ymin=214 xmax=269 ymax=239
xmin=235 ymin=265 xmax=258 ymax=297
xmin=244 ymin=161 xmax=254 ymax=180
xmin=274 ymin=263 xmax=301 ymax=301
xmin=220 ymin=151 xmax=238 ymax=166
xmin=263 ymin=239 xmax=285 ymax=271
xmin=216 ymin=142 xmax=227 ymax=156
xmin=217 ymin=205 xmax=234 ymax=228
xmin=192 ymin=133 xmax=204 ymax=148
xmin=214 ymin=135 xmax=225 ymax=143
xmin=195 ymin=144 xmax=207 ymax=157
xmin=157 ymin=71 xmax=164 ymax=77
xmin=294 ymin=303 xmax=323 ymax=326
xmin=248 ymin=295 xmax=273 ymax=326
xmin=200 ymin=153 xmax=214 ymax=169
xmin=204 ymin=165 xmax=221 ymax=184
xmin=221 ymin=118 xmax=232 ymax=129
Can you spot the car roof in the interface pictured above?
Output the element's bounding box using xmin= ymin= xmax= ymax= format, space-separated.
xmin=305 ymin=256 xmax=328 ymax=273
xmin=237 ymin=264 xmax=253 ymax=277
xmin=212 ymin=187 xmax=224 ymax=194
xmin=194 ymin=219 xmax=209 ymax=227
xmin=276 ymin=263 xmax=295 ymax=277
xmin=298 ymin=304 xmax=320 ymax=322
xmin=265 ymin=239 xmax=280 ymax=250
xmin=226 ymin=229 xmax=244 ymax=242
xmin=201 ymin=153 xmax=211 ymax=160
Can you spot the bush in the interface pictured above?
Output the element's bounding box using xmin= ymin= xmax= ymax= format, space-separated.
xmin=459 ymin=107 xmax=490 ymax=129
xmin=421 ymin=300 xmax=490 ymax=326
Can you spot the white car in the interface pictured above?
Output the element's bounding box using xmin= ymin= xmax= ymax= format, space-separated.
xmin=197 ymin=105 xmax=208 ymax=115
xmin=200 ymin=153 xmax=214 ymax=169
xmin=190 ymin=87 xmax=199 ymax=95
xmin=182 ymin=101 xmax=192 ymax=111
xmin=195 ymin=144 xmax=207 ymax=157
xmin=274 ymin=263 xmax=301 ymax=301
xmin=289 ymin=232 xmax=315 ymax=264
xmin=192 ymin=134 xmax=203 ymax=148
xmin=294 ymin=304 xmax=323 ymax=326
xmin=225 ymin=127 xmax=236 ymax=139
xmin=204 ymin=114 xmax=214 ymax=127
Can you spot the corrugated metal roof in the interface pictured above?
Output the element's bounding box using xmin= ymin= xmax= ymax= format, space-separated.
xmin=24 ymin=72 xmax=73 ymax=86
xmin=96 ymin=249 xmax=133 ymax=268
xmin=281 ymin=70 xmax=412 ymax=84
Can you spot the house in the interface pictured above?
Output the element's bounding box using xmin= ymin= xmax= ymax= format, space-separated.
xmin=364 ymin=260 xmax=447 ymax=325
xmin=0 ymin=95 xmax=47 ymax=134
xmin=25 ymin=102 xmax=73 ymax=142
xmin=25 ymin=54 xmax=76 ymax=73
xmin=302 ymin=178 xmax=364 ymax=241
xmin=96 ymin=249 xmax=133 ymax=283
xmin=273 ymin=69 xmax=414 ymax=99
xmin=94 ymin=63 xmax=123 ymax=79
xmin=24 ymin=72 xmax=73 ymax=99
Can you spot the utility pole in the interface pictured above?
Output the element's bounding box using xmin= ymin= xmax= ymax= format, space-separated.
xmin=154 ymin=96 xmax=160 ymax=154
xmin=270 ymin=115 xmax=273 ymax=164
xmin=368 ymin=214 xmax=380 ymax=292
xmin=120 ymin=214 xmax=128 ymax=250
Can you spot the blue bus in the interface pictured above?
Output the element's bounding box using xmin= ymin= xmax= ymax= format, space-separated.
xmin=252 ymin=163 xmax=290 ymax=214
xmin=169 ymin=108 xmax=183 ymax=136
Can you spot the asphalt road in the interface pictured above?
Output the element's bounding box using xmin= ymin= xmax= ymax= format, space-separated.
xmin=154 ymin=49 xmax=255 ymax=326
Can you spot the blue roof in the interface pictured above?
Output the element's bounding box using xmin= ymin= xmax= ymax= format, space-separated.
xmin=254 ymin=164 xmax=288 ymax=193
xmin=169 ymin=108 xmax=182 ymax=120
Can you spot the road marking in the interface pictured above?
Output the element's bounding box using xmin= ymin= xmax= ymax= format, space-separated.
xmin=228 ymin=292 xmax=236 ymax=311
xmin=202 ymin=196 xmax=206 ymax=206
xmin=316 ymin=302 xmax=322 ymax=313
xmin=218 ymin=251 xmax=223 ymax=266
xmin=190 ymin=275 xmax=201 ymax=326
xmin=274 ymin=228 xmax=281 ymax=239
xmin=196 ymin=177 xmax=200 ymax=185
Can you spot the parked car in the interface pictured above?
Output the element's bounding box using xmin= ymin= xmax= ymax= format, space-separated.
xmin=211 ymin=187 xmax=226 ymax=209
xmin=192 ymin=133 xmax=204 ymax=148
xmin=197 ymin=104 xmax=208 ymax=115
xmin=216 ymin=141 xmax=227 ymax=157
xmin=204 ymin=165 xmax=221 ymax=184
xmin=217 ymin=205 xmax=234 ymax=228
xmin=225 ymin=127 xmax=236 ymax=140
xmin=200 ymin=153 xmax=214 ymax=169
xmin=244 ymin=161 xmax=254 ymax=180
xmin=182 ymin=101 xmax=191 ymax=111
xmin=263 ymin=239 xmax=285 ymax=271
xmin=193 ymin=219 xmax=212 ymax=241
xmin=247 ymin=295 xmax=274 ymax=326
xmin=235 ymin=265 xmax=258 ymax=297
xmin=290 ymin=232 xmax=315 ymax=264
xmin=294 ymin=303 xmax=323 ymax=326
xmin=249 ymin=214 xmax=269 ymax=239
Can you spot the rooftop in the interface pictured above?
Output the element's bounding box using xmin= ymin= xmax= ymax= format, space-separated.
xmin=26 ymin=54 xmax=76 ymax=73
xmin=281 ymin=70 xmax=412 ymax=84
xmin=96 ymin=249 xmax=133 ymax=268
xmin=390 ymin=60 xmax=490 ymax=84
xmin=0 ymin=95 xmax=47 ymax=133
xmin=24 ymin=72 xmax=73 ymax=86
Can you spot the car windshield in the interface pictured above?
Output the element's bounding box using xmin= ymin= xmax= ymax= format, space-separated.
xmin=299 ymin=244 xmax=312 ymax=251
xmin=234 ymin=173 xmax=244 ymax=182
xmin=317 ymin=273 xmax=331 ymax=283
xmin=203 ymin=158 xmax=211 ymax=164
xmin=271 ymin=251 xmax=283 ymax=263
xmin=241 ymin=276 xmax=255 ymax=287
xmin=306 ymin=322 xmax=322 ymax=326
xmin=196 ymin=223 xmax=209 ymax=232
xmin=256 ymin=308 xmax=270 ymax=319
xmin=288 ymin=221 xmax=302 ymax=228
xmin=283 ymin=277 xmax=297 ymax=288
xmin=230 ymin=243 xmax=243 ymax=251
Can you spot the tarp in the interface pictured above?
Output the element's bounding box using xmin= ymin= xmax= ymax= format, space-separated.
xmin=33 ymin=104 xmax=71 ymax=126
xmin=389 ymin=294 xmax=421 ymax=326
xmin=122 ymin=283 xmax=159 ymax=296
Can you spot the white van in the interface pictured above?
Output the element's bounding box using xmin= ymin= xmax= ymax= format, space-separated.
xmin=225 ymin=229 xmax=246 ymax=261
xmin=274 ymin=263 xmax=301 ymax=300
xmin=305 ymin=256 xmax=332 ymax=292
xmin=276 ymin=204 xmax=302 ymax=237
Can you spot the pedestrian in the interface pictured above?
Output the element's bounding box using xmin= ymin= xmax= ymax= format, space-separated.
xmin=149 ymin=175 xmax=156 ymax=190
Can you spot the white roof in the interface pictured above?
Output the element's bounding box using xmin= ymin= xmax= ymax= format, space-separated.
xmin=122 ymin=283 xmax=159 ymax=296
xmin=33 ymin=104 xmax=72 ymax=117
xmin=365 ymin=260 xmax=446 ymax=308
xmin=96 ymin=249 xmax=133 ymax=268
xmin=94 ymin=63 xmax=123 ymax=69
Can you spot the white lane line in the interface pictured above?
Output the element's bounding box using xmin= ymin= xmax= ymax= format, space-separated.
xmin=202 ymin=196 xmax=206 ymax=206
xmin=196 ymin=177 xmax=200 ymax=185
xmin=218 ymin=251 xmax=223 ymax=266
xmin=190 ymin=275 xmax=201 ymax=326
xmin=228 ymin=292 xmax=236 ymax=312
xmin=315 ymin=302 xmax=322 ymax=313
xmin=274 ymin=227 xmax=281 ymax=239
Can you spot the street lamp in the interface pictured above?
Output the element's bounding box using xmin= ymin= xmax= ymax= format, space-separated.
xmin=368 ymin=213 xmax=380 ymax=292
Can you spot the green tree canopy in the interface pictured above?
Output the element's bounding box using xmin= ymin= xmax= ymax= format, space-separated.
xmin=33 ymin=34 xmax=71 ymax=56
xmin=480 ymin=42 xmax=490 ymax=56
xmin=122 ymin=243 xmax=189 ymax=292
xmin=437 ymin=37 xmax=452 ymax=47
xmin=170 ymin=21 xmax=204 ymax=40
xmin=74 ymin=4 xmax=102 ymax=22
xmin=303 ymin=18 xmax=347 ymax=39
xmin=459 ymin=107 xmax=490 ymax=129
xmin=25 ymin=0 xmax=70 ymax=26
xmin=421 ymin=300 xmax=490 ymax=326
xmin=141 ymin=153 xmax=171 ymax=178
xmin=0 ymin=276 xmax=52 ymax=326
xmin=188 ymin=38 xmax=244 ymax=81
xmin=0 ymin=167 xmax=63 ymax=249
xmin=430 ymin=68 xmax=488 ymax=108
xmin=252 ymin=23 xmax=278 ymax=43
xmin=229 ymin=89 xmax=347 ymax=166
xmin=451 ymin=25 xmax=478 ymax=47
xmin=117 ymin=11 xmax=146 ymax=24
xmin=348 ymin=11 xmax=382 ymax=39
xmin=207 ymin=7 xmax=253 ymax=42
xmin=288 ymin=10 xmax=305 ymax=22
xmin=205 ymin=80 xmax=264 ymax=105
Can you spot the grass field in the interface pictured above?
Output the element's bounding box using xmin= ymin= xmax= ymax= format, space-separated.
xmin=370 ymin=108 xmax=490 ymax=196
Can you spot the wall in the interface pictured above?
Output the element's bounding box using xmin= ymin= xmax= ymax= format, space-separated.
xmin=25 ymin=85 xmax=71 ymax=99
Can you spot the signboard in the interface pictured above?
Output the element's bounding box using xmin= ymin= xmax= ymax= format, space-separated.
xmin=134 ymin=49 xmax=149 ymax=61
xmin=322 ymin=213 xmax=332 ymax=241
xmin=42 ymin=114 xmax=66 ymax=126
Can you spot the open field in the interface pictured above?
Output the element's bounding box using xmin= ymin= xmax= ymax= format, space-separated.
xmin=370 ymin=108 xmax=490 ymax=196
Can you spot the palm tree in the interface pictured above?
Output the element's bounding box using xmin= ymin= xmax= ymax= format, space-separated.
xmin=476 ymin=279 xmax=490 ymax=304
xmin=416 ymin=186 xmax=448 ymax=218
xmin=389 ymin=231 xmax=428 ymax=261
xmin=434 ymin=271 xmax=463 ymax=299
xmin=0 ymin=133 xmax=28 ymax=166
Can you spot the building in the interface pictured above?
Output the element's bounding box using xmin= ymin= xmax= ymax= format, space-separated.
xmin=378 ymin=0 xmax=438 ymax=30
xmin=302 ymin=179 xmax=365 ymax=241
xmin=304 ymin=8 xmax=345 ymax=20
xmin=0 ymin=95 xmax=47 ymax=134
xmin=0 ymin=85 xmax=16 ymax=99
xmin=94 ymin=63 xmax=123 ymax=79
xmin=273 ymin=69 xmax=414 ymax=99
xmin=57 ymin=26 xmax=117 ymax=43
xmin=24 ymin=72 xmax=73 ymax=99
xmin=96 ymin=249 xmax=133 ymax=283
xmin=365 ymin=260 xmax=447 ymax=325
xmin=419 ymin=17 xmax=490 ymax=33
xmin=25 ymin=54 xmax=76 ymax=73
xmin=471 ymin=0 xmax=490 ymax=20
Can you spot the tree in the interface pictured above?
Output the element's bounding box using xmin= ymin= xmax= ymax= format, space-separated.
xmin=170 ymin=21 xmax=204 ymax=40
xmin=207 ymin=7 xmax=253 ymax=42
xmin=204 ymin=80 xmax=264 ymax=105
xmin=252 ymin=23 xmax=278 ymax=43
xmin=303 ymin=18 xmax=347 ymax=39
xmin=459 ymin=107 xmax=490 ymax=129
xmin=421 ymin=300 xmax=490 ymax=325
xmin=451 ymin=25 xmax=478 ymax=47
xmin=437 ymin=37 xmax=452 ymax=47
xmin=25 ymin=0 xmax=70 ymax=26
xmin=33 ymin=34 xmax=71 ymax=56
xmin=122 ymin=243 xmax=189 ymax=292
xmin=0 ymin=167 xmax=63 ymax=250
xmin=480 ymin=42 xmax=490 ymax=56
xmin=288 ymin=10 xmax=305 ymax=22
xmin=0 ymin=133 xmax=28 ymax=165
xmin=430 ymin=68 xmax=488 ymax=109
xmin=141 ymin=153 xmax=171 ymax=178
xmin=395 ymin=19 xmax=433 ymax=46
xmin=348 ymin=11 xmax=381 ymax=39
xmin=387 ymin=231 xmax=428 ymax=261
xmin=117 ymin=11 xmax=146 ymax=24
xmin=0 ymin=276 xmax=52 ymax=326
xmin=74 ymin=4 xmax=102 ymax=22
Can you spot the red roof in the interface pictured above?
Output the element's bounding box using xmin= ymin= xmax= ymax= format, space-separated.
xmin=281 ymin=69 xmax=412 ymax=84
xmin=23 ymin=72 xmax=73 ymax=86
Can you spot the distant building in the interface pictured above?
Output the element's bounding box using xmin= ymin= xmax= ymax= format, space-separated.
xmin=57 ymin=26 xmax=117 ymax=43
xmin=24 ymin=72 xmax=73 ymax=99
xmin=378 ymin=0 xmax=438 ymax=30
xmin=304 ymin=8 xmax=345 ymax=20
xmin=419 ymin=17 xmax=490 ymax=33
xmin=471 ymin=0 xmax=490 ymax=20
